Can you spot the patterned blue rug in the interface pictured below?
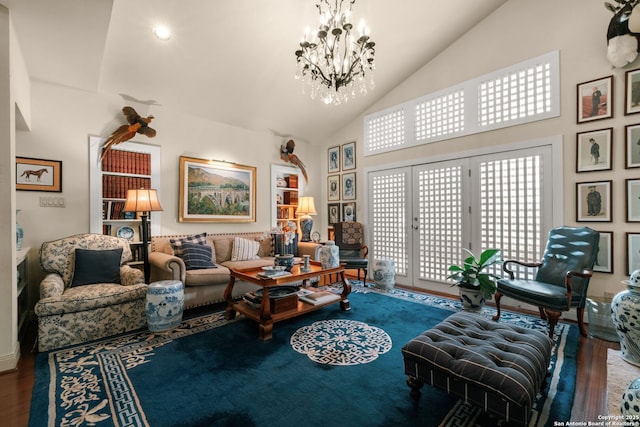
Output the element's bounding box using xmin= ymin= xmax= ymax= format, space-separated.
xmin=29 ymin=283 xmax=578 ymax=426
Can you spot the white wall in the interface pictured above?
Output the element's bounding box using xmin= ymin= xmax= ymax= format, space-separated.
xmin=15 ymin=79 xmax=321 ymax=295
xmin=321 ymin=0 xmax=632 ymax=299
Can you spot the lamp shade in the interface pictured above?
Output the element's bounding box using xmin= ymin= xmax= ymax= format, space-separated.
xmin=123 ymin=189 xmax=163 ymax=213
xmin=296 ymin=196 xmax=317 ymax=216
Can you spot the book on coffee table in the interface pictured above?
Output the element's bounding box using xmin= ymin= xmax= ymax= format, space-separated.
xmin=297 ymin=289 xmax=341 ymax=305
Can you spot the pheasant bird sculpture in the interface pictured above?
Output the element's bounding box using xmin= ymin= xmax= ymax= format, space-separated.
xmin=280 ymin=139 xmax=308 ymax=184
xmin=100 ymin=106 xmax=156 ymax=161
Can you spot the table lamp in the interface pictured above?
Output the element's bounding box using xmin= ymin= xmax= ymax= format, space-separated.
xmin=296 ymin=196 xmax=317 ymax=242
xmin=123 ymin=188 xmax=163 ymax=283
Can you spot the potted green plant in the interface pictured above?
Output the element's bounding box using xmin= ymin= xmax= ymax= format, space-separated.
xmin=447 ymin=248 xmax=503 ymax=311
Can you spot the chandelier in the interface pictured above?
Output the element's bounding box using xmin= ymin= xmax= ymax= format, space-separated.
xmin=295 ymin=0 xmax=376 ymax=105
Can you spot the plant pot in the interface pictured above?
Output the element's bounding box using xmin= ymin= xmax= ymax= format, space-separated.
xmin=458 ymin=287 xmax=485 ymax=311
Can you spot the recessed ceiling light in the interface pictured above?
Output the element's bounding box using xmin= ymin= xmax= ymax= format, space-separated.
xmin=152 ymin=25 xmax=171 ymax=41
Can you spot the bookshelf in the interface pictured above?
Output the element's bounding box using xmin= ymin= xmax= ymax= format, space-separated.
xmin=89 ymin=136 xmax=162 ymax=262
xmin=271 ymin=164 xmax=305 ymax=235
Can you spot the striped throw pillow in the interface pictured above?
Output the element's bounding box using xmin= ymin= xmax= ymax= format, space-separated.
xmin=170 ymin=232 xmax=207 ymax=258
xmin=181 ymin=242 xmax=217 ymax=270
xmin=231 ymin=237 xmax=260 ymax=261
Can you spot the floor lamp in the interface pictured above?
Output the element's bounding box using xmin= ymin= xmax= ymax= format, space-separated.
xmin=296 ymin=196 xmax=317 ymax=242
xmin=123 ymin=188 xmax=163 ymax=284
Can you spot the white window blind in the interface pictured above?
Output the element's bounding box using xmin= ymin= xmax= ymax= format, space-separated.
xmin=371 ymin=172 xmax=408 ymax=276
xmin=477 ymin=155 xmax=543 ymax=280
xmin=364 ymin=51 xmax=559 ymax=156
xmin=416 ymin=164 xmax=464 ymax=282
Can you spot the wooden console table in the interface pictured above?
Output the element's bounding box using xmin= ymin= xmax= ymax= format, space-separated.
xmin=224 ymin=261 xmax=351 ymax=341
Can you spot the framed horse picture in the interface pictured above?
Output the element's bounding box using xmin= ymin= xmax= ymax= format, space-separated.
xmin=16 ymin=157 xmax=62 ymax=192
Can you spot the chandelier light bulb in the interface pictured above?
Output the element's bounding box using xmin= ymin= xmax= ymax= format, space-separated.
xmin=295 ymin=0 xmax=376 ymax=105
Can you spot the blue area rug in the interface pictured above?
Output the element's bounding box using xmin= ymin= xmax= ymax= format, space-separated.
xmin=29 ymin=283 xmax=578 ymax=427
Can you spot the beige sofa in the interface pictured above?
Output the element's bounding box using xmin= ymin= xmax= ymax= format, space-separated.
xmin=149 ymin=232 xmax=321 ymax=309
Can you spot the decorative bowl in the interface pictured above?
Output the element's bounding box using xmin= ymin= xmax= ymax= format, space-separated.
xmin=274 ymin=254 xmax=295 ymax=271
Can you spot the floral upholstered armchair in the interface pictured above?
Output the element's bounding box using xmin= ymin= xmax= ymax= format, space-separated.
xmin=34 ymin=233 xmax=148 ymax=351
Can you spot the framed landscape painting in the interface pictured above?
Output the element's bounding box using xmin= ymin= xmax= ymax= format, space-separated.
xmin=178 ymin=156 xmax=256 ymax=222
xmin=577 ymin=76 xmax=613 ymax=123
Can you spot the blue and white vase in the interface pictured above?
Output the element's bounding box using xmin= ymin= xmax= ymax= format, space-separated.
xmin=320 ymin=241 xmax=340 ymax=269
xmin=373 ymin=259 xmax=395 ymax=290
xmin=622 ymin=377 xmax=640 ymax=416
xmin=16 ymin=209 xmax=23 ymax=251
xmin=612 ymin=271 xmax=640 ymax=366
xmin=146 ymin=280 xmax=184 ymax=332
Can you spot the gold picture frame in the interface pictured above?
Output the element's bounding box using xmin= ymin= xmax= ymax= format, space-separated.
xmin=179 ymin=156 xmax=256 ymax=222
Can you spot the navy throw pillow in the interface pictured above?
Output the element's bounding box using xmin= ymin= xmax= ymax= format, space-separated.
xmin=182 ymin=242 xmax=217 ymax=270
xmin=71 ymin=248 xmax=123 ymax=287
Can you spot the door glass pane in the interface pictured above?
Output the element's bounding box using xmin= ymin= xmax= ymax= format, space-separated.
xmin=371 ymin=172 xmax=408 ymax=276
xmin=416 ymin=164 xmax=463 ymax=282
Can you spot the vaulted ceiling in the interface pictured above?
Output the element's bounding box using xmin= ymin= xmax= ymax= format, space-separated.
xmin=4 ymin=0 xmax=507 ymax=143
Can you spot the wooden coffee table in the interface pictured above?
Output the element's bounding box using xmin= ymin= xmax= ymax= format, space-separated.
xmin=224 ymin=261 xmax=351 ymax=341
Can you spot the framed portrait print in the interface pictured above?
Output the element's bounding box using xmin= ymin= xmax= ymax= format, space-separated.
xmin=342 ymin=202 xmax=356 ymax=222
xmin=577 ymin=76 xmax=613 ymax=123
xmin=576 ymin=180 xmax=612 ymax=222
xmin=328 ymin=203 xmax=340 ymax=225
xmin=327 ymin=175 xmax=340 ymax=201
xmin=626 ymin=68 xmax=640 ymax=115
xmin=328 ymin=146 xmax=340 ymax=173
xmin=627 ymin=178 xmax=640 ymax=222
xmin=342 ymin=172 xmax=356 ymax=200
xmin=628 ymin=232 xmax=640 ymax=275
xmin=16 ymin=157 xmax=62 ymax=192
xmin=342 ymin=141 xmax=356 ymax=171
xmin=593 ymin=231 xmax=613 ymax=274
xmin=626 ymin=123 xmax=640 ymax=168
xmin=178 ymin=156 xmax=256 ymax=222
xmin=576 ymin=128 xmax=612 ymax=172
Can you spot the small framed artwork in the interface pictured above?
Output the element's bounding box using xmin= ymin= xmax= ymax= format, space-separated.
xmin=178 ymin=156 xmax=256 ymax=222
xmin=625 ymin=68 xmax=640 ymax=115
xmin=594 ymin=231 xmax=613 ymax=274
xmin=342 ymin=172 xmax=356 ymax=200
xmin=16 ymin=157 xmax=62 ymax=192
xmin=327 ymin=175 xmax=340 ymax=201
xmin=577 ymin=76 xmax=613 ymax=123
xmin=328 ymin=146 xmax=340 ymax=173
xmin=628 ymin=232 xmax=640 ymax=275
xmin=576 ymin=180 xmax=612 ymax=222
xmin=342 ymin=202 xmax=356 ymax=222
xmin=626 ymin=123 xmax=640 ymax=168
xmin=576 ymin=128 xmax=612 ymax=172
xmin=342 ymin=141 xmax=356 ymax=171
xmin=626 ymin=178 xmax=640 ymax=222
xmin=327 ymin=203 xmax=340 ymax=225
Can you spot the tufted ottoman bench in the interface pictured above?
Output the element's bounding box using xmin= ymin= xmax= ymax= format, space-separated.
xmin=402 ymin=311 xmax=553 ymax=426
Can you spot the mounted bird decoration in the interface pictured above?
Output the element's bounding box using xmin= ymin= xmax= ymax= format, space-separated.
xmin=605 ymin=0 xmax=640 ymax=67
xmin=280 ymin=139 xmax=308 ymax=184
xmin=100 ymin=106 xmax=156 ymax=162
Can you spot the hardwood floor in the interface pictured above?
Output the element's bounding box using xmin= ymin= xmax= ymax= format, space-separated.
xmin=0 ymin=290 xmax=620 ymax=427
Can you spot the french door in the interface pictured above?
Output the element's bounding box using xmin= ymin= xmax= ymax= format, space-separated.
xmin=368 ymin=143 xmax=554 ymax=290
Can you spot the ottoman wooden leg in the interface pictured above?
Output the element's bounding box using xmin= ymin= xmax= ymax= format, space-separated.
xmin=406 ymin=376 xmax=424 ymax=402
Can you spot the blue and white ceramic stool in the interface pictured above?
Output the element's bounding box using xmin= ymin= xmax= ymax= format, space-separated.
xmin=146 ymin=280 xmax=184 ymax=332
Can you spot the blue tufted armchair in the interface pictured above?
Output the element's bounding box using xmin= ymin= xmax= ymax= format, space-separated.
xmin=492 ymin=226 xmax=599 ymax=338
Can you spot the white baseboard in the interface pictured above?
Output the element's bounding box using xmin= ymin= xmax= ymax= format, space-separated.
xmin=0 ymin=340 xmax=21 ymax=373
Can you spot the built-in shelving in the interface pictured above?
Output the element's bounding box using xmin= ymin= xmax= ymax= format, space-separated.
xmin=89 ymin=135 xmax=162 ymax=247
xmin=271 ymin=164 xmax=305 ymax=235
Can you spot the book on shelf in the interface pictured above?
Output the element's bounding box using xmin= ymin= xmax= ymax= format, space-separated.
xmin=297 ymin=289 xmax=341 ymax=305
